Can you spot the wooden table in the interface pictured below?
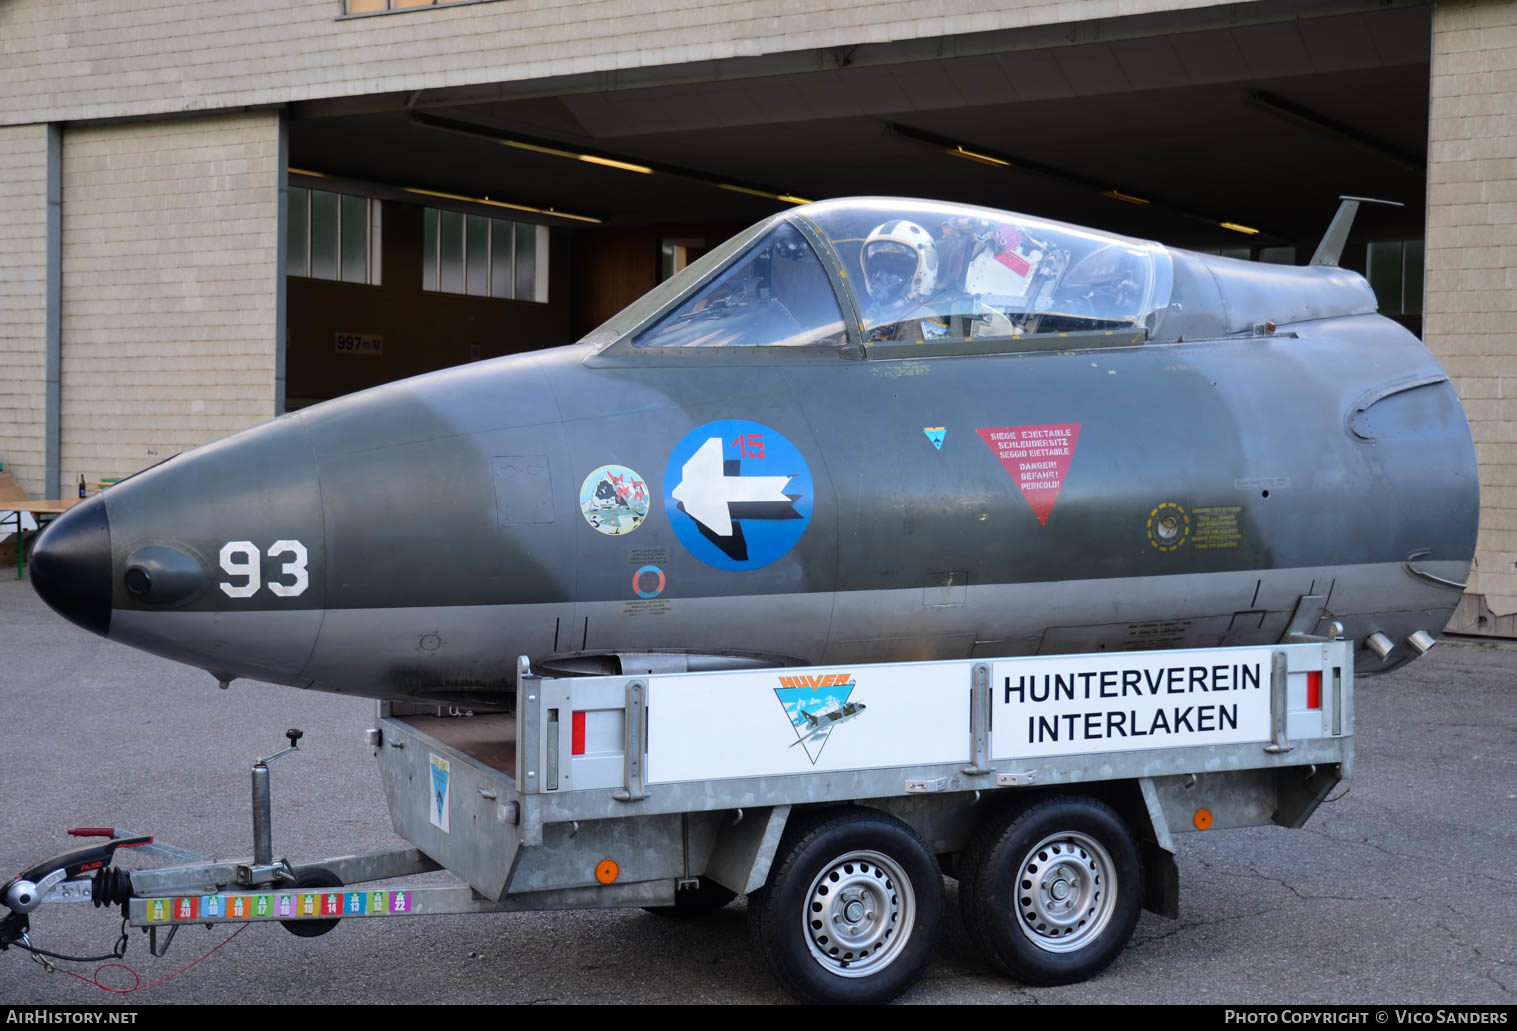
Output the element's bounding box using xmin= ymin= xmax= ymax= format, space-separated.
xmin=2 ymin=498 xmax=82 ymax=579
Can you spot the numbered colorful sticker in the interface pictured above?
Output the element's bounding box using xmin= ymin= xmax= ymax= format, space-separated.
xmin=665 ymin=420 xmax=813 ymax=571
xmin=579 ymin=465 xmax=650 ymax=536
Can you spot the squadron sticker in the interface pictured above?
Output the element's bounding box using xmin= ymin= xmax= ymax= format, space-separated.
xmin=428 ymin=754 xmax=450 ymax=833
xmin=579 ymin=464 xmax=650 ymax=536
xmin=774 ymin=672 xmax=865 ymax=764
xmin=665 ymin=419 xmax=812 ymax=571
xmin=923 ymin=427 xmax=946 ymax=451
xmin=976 ymin=423 xmax=1082 ymax=526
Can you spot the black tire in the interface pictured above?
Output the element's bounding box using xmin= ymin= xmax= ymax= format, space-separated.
xmin=749 ymin=808 xmax=943 ymax=1004
xmin=280 ymin=866 xmax=343 ymax=938
xmin=959 ymin=795 xmax=1142 ymax=986
xmin=642 ymin=877 xmax=738 ymax=919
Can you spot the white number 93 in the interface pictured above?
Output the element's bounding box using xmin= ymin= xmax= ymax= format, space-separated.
xmin=219 ymin=539 xmax=309 ymax=598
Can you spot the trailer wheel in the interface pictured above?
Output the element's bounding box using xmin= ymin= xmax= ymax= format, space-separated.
xmin=749 ymin=808 xmax=943 ymax=1004
xmin=960 ymin=796 xmax=1141 ymax=986
xmin=280 ymin=867 xmax=342 ymax=938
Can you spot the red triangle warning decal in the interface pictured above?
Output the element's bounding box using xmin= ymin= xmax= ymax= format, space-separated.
xmin=976 ymin=424 xmax=1082 ymax=527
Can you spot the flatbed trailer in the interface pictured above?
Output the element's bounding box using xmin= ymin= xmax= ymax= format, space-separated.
xmin=2 ymin=635 xmax=1353 ymax=1003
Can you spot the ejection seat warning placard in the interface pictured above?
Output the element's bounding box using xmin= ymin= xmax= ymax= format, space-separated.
xmin=976 ymin=424 xmax=1081 ymax=526
xmin=646 ymin=663 xmax=968 ymax=784
xmin=990 ymin=647 xmax=1272 ymax=760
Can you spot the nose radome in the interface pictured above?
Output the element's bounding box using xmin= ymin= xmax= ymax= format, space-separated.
xmin=30 ymin=493 xmax=112 ymax=637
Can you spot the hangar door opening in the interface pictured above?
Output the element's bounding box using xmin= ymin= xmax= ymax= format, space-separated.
xmin=282 ymin=0 xmax=1431 ymax=409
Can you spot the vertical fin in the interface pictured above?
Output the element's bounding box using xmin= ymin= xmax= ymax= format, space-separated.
xmin=1310 ymin=195 xmax=1404 ymax=267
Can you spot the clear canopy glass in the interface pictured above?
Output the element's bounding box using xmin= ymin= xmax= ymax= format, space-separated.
xmin=633 ymin=222 xmax=847 ymax=349
xmin=802 ymin=199 xmax=1169 ymax=345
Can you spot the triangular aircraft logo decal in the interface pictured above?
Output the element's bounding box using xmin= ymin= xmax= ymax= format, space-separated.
xmin=774 ymin=673 xmax=863 ymax=764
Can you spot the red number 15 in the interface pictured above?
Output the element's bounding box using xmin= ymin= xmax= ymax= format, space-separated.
xmin=731 ymin=433 xmax=764 ymax=458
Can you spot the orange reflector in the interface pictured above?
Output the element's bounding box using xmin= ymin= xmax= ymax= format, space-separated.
xmin=1306 ymin=671 xmax=1322 ymax=710
xmin=1194 ymin=808 xmax=1213 ymax=831
xmin=595 ymin=859 xmax=619 ymax=884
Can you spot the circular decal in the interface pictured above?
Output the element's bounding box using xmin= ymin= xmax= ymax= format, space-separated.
xmin=665 ymin=419 xmax=813 ymax=571
xmin=1146 ymin=501 xmax=1190 ymax=552
xmin=579 ymin=465 xmax=650 ymax=536
xmin=633 ymin=564 xmax=666 ymax=598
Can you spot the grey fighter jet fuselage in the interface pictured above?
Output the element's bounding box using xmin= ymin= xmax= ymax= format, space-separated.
xmin=31 ymin=198 xmax=1477 ymax=704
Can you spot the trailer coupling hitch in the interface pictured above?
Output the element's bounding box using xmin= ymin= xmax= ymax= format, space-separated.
xmin=1 ymin=828 xmax=151 ymax=930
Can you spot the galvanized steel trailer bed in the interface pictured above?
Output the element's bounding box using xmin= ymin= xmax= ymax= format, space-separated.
xmin=2 ymin=637 xmax=1353 ymax=1003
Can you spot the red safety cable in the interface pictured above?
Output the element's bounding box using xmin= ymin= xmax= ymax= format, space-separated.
xmin=64 ymin=923 xmax=251 ymax=994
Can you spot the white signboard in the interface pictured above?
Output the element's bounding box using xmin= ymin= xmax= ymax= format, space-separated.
xmin=991 ymin=647 xmax=1273 ymax=760
xmin=647 ymin=662 xmax=969 ymax=784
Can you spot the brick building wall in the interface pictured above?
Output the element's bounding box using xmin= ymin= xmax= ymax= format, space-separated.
xmin=58 ymin=114 xmax=281 ymax=489
xmin=0 ymin=125 xmax=49 ymax=498
xmin=0 ymin=0 xmax=1228 ymax=127
xmin=1428 ymin=0 xmax=1517 ymax=623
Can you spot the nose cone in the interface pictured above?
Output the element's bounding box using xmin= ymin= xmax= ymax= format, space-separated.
xmin=30 ymin=494 xmax=112 ymax=637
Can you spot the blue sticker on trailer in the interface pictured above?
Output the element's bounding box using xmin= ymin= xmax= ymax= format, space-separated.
xmin=665 ymin=419 xmax=813 ymax=571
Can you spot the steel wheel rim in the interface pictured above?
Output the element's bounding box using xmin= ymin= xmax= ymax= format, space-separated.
xmin=1013 ymin=830 xmax=1116 ymax=953
xmin=802 ymin=849 xmax=916 ymax=978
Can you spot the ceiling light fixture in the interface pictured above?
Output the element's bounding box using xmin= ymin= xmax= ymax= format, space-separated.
xmin=885 ymin=123 xmax=1286 ymax=244
xmin=500 ymin=139 xmax=652 ymax=174
xmin=578 ymin=154 xmax=654 ymax=174
xmin=717 ymin=184 xmax=812 ymax=205
xmin=403 ymin=187 xmax=602 ymax=224
xmin=413 ymin=113 xmax=814 ymax=208
xmin=948 ymin=145 xmax=1011 ymax=168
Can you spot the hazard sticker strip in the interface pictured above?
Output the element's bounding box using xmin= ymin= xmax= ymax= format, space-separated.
xmin=130 ymin=887 xmax=450 ymax=926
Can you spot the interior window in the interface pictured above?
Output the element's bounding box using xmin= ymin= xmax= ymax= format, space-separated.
xmin=634 ymin=223 xmax=847 ymax=349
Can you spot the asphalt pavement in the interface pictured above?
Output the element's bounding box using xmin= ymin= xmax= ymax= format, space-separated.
xmin=1 ymin=574 xmax=1513 ymax=1005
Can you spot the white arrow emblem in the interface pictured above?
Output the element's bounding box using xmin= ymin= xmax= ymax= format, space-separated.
xmin=671 ymin=437 xmax=794 ymax=537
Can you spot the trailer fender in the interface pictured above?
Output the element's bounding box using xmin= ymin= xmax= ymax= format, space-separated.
xmin=1135 ymin=777 xmax=1179 ymax=920
xmin=704 ymin=805 xmax=791 ymax=895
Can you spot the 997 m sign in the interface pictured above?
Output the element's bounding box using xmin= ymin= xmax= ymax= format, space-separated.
xmin=335 ymin=332 xmax=383 ymax=356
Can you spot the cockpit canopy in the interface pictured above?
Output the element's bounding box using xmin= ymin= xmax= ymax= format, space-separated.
xmin=808 ymin=199 xmax=1169 ymax=346
xmin=584 ymin=196 xmax=1377 ymax=359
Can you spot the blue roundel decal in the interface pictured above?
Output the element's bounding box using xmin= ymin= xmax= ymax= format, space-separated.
xmin=665 ymin=420 xmax=813 ymax=571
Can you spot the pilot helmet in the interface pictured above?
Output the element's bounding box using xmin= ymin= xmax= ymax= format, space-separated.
xmin=862 ymin=220 xmax=939 ymax=306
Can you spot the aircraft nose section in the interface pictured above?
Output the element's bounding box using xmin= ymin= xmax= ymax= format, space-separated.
xmin=30 ymin=493 xmax=112 ymax=637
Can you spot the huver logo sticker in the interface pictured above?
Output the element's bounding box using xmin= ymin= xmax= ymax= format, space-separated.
xmin=774 ymin=672 xmax=866 ymax=764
